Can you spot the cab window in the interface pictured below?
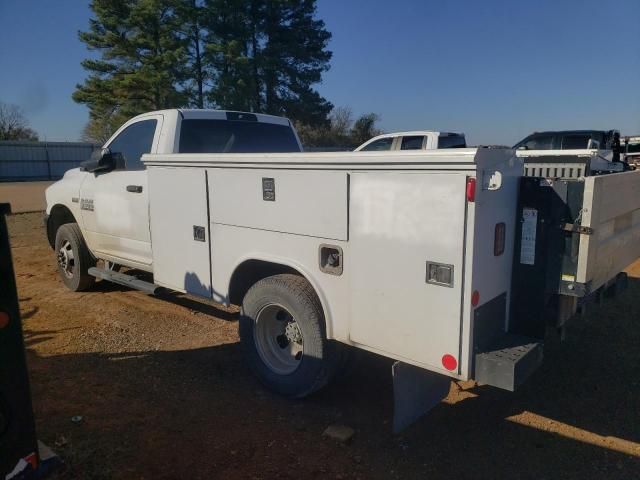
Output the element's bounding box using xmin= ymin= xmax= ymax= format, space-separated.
xmin=517 ymin=135 xmax=555 ymax=150
xmin=438 ymin=135 xmax=466 ymax=148
xmin=107 ymin=119 xmax=157 ymax=170
xmin=361 ymin=137 xmax=394 ymax=151
xmin=561 ymin=135 xmax=591 ymax=149
xmin=400 ymin=136 xmax=425 ymax=150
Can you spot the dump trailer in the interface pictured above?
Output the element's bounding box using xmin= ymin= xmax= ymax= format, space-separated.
xmin=44 ymin=110 xmax=640 ymax=431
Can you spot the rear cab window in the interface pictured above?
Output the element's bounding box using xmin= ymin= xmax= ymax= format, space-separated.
xmin=179 ymin=119 xmax=300 ymax=153
xmin=438 ymin=135 xmax=466 ymax=149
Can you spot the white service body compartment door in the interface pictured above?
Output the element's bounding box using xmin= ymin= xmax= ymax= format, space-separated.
xmin=209 ymin=169 xmax=348 ymax=241
xmin=349 ymin=172 xmax=468 ymax=371
xmin=148 ymin=167 xmax=212 ymax=297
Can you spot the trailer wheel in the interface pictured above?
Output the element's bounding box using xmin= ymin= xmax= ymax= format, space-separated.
xmin=239 ymin=274 xmax=338 ymax=398
xmin=54 ymin=223 xmax=95 ymax=292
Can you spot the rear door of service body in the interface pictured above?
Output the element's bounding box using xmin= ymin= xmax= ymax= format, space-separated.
xmin=348 ymin=171 xmax=469 ymax=373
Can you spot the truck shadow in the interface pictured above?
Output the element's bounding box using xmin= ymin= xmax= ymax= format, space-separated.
xmin=22 ymin=278 xmax=640 ymax=479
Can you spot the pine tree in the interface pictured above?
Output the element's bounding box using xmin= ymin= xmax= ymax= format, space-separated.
xmin=260 ymin=0 xmax=333 ymax=125
xmin=175 ymin=0 xmax=207 ymax=108
xmin=73 ymin=0 xmax=187 ymax=140
xmin=202 ymin=0 xmax=332 ymax=126
xmin=204 ymin=0 xmax=255 ymax=111
xmin=75 ymin=0 xmax=334 ymax=139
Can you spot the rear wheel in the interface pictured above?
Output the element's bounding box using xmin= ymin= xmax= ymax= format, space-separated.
xmin=239 ymin=274 xmax=339 ymax=398
xmin=54 ymin=223 xmax=95 ymax=291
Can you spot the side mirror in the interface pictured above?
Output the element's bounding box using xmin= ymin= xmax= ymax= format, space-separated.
xmin=80 ymin=148 xmax=117 ymax=173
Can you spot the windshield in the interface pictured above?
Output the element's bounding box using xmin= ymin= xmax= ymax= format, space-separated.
xmin=179 ymin=119 xmax=300 ymax=153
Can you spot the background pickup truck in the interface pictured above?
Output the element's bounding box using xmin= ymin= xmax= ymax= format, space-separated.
xmin=514 ymin=129 xmax=620 ymax=151
xmin=354 ymin=130 xmax=466 ymax=151
xmin=45 ymin=109 xmax=301 ymax=277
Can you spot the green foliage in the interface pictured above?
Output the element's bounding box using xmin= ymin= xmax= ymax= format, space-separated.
xmin=0 ymin=102 xmax=39 ymax=141
xmin=351 ymin=113 xmax=382 ymax=146
xmin=74 ymin=0 xmax=188 ymax=140
xmin=75 ymin=0 xmax=335 ymax=139
xmin=296 ymin=106 xmax=383 ymax=149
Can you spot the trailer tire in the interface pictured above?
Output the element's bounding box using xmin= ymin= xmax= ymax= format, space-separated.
xmin=239 ymin=274 xmax=338 ymax=398
xmin=54 ymin=223 xmax=95 ymax=292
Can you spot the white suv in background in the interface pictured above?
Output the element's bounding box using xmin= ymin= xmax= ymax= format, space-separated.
xmin=354 ymin=131 xmax=466 ymax=151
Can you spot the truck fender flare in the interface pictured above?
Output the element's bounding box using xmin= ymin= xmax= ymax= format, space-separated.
xmin=46 ymin=204 xmax=78 ymax=249
xmin=227 ymin=254 xmax=335 ymax=339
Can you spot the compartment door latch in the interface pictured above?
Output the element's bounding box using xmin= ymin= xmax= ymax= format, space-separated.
xmin=560 ymin=223 xmax=593 ymax=235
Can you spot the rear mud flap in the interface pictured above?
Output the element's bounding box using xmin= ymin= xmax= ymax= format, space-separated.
xmin=392 ymin=361 xmax=451 ymax=433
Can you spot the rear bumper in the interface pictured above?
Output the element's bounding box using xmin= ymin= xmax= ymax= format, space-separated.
xmin=475 ymin=334 xmax=544 ymax=392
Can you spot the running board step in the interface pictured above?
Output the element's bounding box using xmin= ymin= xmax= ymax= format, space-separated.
xmin=88 ymin=267 xmax=162 ymax=295
xmin=475 ymin=334 xmax=543 ymax=392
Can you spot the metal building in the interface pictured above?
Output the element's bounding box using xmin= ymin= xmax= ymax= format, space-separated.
xmin=0 ymin=141 xmax=99 ymax=181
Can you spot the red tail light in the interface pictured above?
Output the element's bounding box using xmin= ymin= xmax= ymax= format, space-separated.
xmin=471 ymin=290 xmax=480 ymax=307
xmin=466 ymin=177 xmax=476 ymax=202
xmin=0 ymin=311 xmax=9 ymax=329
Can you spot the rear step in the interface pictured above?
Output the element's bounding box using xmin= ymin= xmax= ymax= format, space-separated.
xmin=88 ymin=267 xmax=162 ymax=295
xmin=475 ymin=334 xmax=543 ymax=392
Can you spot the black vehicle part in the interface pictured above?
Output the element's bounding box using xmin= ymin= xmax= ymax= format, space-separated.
xmin=0 ymin=203 xmax=39 ymax=477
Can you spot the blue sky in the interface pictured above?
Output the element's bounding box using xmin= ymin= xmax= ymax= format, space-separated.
xmin=0 ymin=0 xmax=638 ymax=145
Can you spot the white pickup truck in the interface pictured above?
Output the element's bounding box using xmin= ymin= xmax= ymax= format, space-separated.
xmin=45 ymin=109 xmax=640 ymax=431
xmin=354 ymin=130 xmax=466 ymax=151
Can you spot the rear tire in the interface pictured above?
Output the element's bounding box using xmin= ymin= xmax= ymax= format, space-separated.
xmin=54 ymin=223 xmax=95 ymax=292
xmin=239 ymin=274 xmax=339 ymax=398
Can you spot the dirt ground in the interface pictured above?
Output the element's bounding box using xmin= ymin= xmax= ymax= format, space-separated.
xmin=6 ymin=212 xmax=640 ymax=479
xmin=0 ymin=182 xmax=53 ymax=213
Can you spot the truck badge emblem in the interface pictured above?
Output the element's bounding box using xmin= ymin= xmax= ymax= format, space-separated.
xmin=80 ymin=198 xmax=94 ymax=211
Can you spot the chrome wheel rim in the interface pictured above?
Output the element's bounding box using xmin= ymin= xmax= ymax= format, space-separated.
xmin=57 ymin=240 xmax=75 ymax=279
xmin=254 ymin=304 xmax=303 ymax=375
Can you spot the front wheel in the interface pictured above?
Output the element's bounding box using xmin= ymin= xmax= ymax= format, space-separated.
xmin=239 ymin=274 xmax=338 ymax=398
xmin=54 ymin=223 xmax=95 ymax=291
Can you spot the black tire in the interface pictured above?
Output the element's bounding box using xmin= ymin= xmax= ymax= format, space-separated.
xmin=239 ymin=274 xmax=339 ymax=398
xmin=54 ymin=223 xmax=95 ymax=292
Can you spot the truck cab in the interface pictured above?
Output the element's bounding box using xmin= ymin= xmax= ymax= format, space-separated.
xmin=45 ymin=109 xmax=301 ymax=273
xmin=354 ymin=131 xmax=466 ymax=151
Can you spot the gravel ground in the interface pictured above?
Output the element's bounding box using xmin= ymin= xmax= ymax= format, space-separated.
xmin=7 ymin=212 xmax=640 ymax=479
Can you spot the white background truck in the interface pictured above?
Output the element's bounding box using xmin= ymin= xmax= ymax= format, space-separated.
xmin=354 ymin=130 xmax=466 ymax=151
xmin=45 ymin=109 xmax=640 ymax=431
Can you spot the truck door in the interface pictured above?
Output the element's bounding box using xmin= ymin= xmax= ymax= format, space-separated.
xmin=79 ymin=115 xmax=163 ymax=268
